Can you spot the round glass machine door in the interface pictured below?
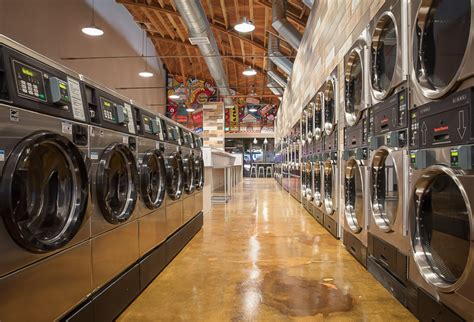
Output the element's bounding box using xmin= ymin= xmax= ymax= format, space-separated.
xmin=140 ymin=150 xmax=166 ymax=209
xmin=345 ymin=48 xmax=364 ymax=126
xmin=412 ymin=166 xmax=471 ymax=291
xmin=314 ymin=93 xmax=323 ymax=141
xmin=344 ymin=158 xmax=364 ymax=233
xmin=324 ymin=80 xmax=336 ymax=135
xmin=0 ymin=131 xmax=88 ymax=253
xmin=194 ymin=156 xmax=204 ymax=190
xmin=307 ymin=102 xmax=315 ymax=141
xmin=183 ymin=154 xmax=196 ymax=194
xmin=324 ymin=160 xmax=337 ymax=215
xmin=96 ymin=143 xmax=138 ymax=224
xmin=371 ymin=148 xmax=399 ymax=232
xmin=166 ymin=152 xmax=184 ymax=200
xmin=313 ymin=162 xmax=322 ymax=206
xmin=371 ymin=13 xmax=398 ymax=99
xmin=306 ymin=162 xmax=314 ymax=201
xmin=412 ymin=0 xmax=471 ymax=98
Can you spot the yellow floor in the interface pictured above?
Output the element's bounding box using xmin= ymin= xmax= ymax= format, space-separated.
xmin=118 ymin=178 xmax=416 ymax=321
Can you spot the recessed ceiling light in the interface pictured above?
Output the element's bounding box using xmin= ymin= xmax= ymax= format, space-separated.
xmin=169 ymin=94 xmax=180 ymax=99
xmin=138 ymin=71 xmax=154 ymax=78
xmin=186 ymin=107 xmax=195 ymax=112
xmin=243 ymin=66 xmax=257 ymax=76
xmin=234 ymin=17 xmax=255 ymax=33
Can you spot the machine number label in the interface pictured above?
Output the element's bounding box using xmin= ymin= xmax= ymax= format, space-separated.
xmin=62 ymin=121 xmax=72 ymax=134
xmin=123 ymin=136 xmax=128 ymax=144
xmin=91 ymin=152 xmax=99 ymax=160
xmin=0 ymin=150 xmax=4 ymax=162
xmin=67 ymin=77 xmax=86 ymax=122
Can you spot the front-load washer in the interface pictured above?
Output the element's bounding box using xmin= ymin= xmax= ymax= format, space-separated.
xmin=323 ymin=68 xmax=339 ymax=136
xmin=410 ymin=0 xmax=474 ymax=109
xmin=342 ymin=110 xmax=371 ymax=266
xmin=82 ymin=79 xmax=139 ymax=291
xmin=310 ymin=140 xmax=325 ymax=224
xmin=301 ymin=107 xmax=308 ymax=147
xmin=134 ymin=106 xmax=167 ymax=257
xmin=192 ymin=133 xmax=204 ymax=217
xmin=179 ymin=126 xmax=197 ymax=223
xmin=344 ymin=28 xmax=370 ymax=126
xmin=0 ymin=37 xmax=92 ymax=321
xmin=369 ymin=0 xmax=408 ymax=103
xmin=408 ymin=87 xmax=474 ymax=321
xmin=161 ymin=118 xmax=185 ymax=237
xmin=314 ymin=89 xmax=324 ymax=142
xmin=305 ymin=100 xmax=315 ymax=144
xmin=367 ymin=88 xmax=411 ymax=303
xmin=322 ymin=128 xmax=339 ymax=238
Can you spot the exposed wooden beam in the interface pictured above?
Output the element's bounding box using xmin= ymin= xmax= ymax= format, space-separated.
xmin=120 ymin=1 xmax=267 ymax=51
xmin=219 ymin=0 xmax=229 ymax=28
xmin=167 ymin=15 xmax=185 ymax=42
xmin=233 ymin=0 xmax=240 ymax=22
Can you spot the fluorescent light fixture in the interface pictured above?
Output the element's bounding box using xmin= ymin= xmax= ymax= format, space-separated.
xmin=138 ymin=71 xmax=154 ymax=78
xmin=82 ymin=25 xmax=104 ymax=36
xmin=224 ymin=105 xmax=235 ymax=109
xmin=234 ymin=17 xmax=255 ymax=33
xmin=168 ymin=94 xmax=180 ymax=99
xmin=186 ymin=107 xmax=195 ymax=112
xmin=248 ymin=106 xmax=258 ymax=112
xmin=242 ymin=66 xmax=257 ymax=76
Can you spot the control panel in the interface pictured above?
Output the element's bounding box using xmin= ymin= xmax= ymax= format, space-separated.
xmin=0 ymin=45 xmax=87 ymax=122
xmin=410 ymin=87 xmax=473 ymax=149
xmin=165 ymin=122 xmax=182 ymax=145
xmin=142 ymin=115 xmax=159 ymax=135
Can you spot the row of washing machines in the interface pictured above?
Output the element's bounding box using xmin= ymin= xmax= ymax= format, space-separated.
xmin=0 ymin=35 xmax=204 ymax=321
xmin=276 ymin=0 xmax=473 ymax=321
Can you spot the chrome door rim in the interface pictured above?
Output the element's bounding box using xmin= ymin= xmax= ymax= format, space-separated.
xmin=344 ymin=157 xmax=364 ymax=233
xmin=314 ymin=92 xmax=323 ymax=141
xmin=370 ymin=11 xmax=399 ymax=100
xmin=411 ymin=164 xmax=473 ymax=293
xmin=324 ymin=79 xmax=336 ymax=136
xmin=410 ymin=0 xmax=473 ymax=99
xmin=324 ymin=160 xmax=336 ymax=215
xmin=313 ymin=162 xmax=322 ymax=206
xmin=345 ymin=47 xmax=365 ymax=126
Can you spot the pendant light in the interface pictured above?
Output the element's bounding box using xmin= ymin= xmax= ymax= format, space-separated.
xmin=248 ymin=105 xmax=258 ymax=113
xmin=139 ymin=30 xmax=154 ymax=78
xmin=186 ymin=106 xmax=195 ymax=112
xmin=242 ymin=66 xmax=257 ymax=76
xmin=253 ymin=138 xmax=258 ymax=144
xmin=82 ymin=0 xmax=104 ymax=36
xmin=264 ymin=138 xmax=268 ymax=145
xmin=234 ymin=17 xmax=255 ymax=33
xmin=169 ymin=94 xmax=180 ymax=99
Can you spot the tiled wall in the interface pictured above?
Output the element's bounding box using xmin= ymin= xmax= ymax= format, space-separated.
xmin=276 ymin=0 xmax=385 ymax=138
xmin=202 ymin=102 xmax=225 ymax=149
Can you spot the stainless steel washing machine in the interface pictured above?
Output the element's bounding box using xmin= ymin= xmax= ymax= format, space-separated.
xmin=0 ymin=37 xmax=92 ymax=321
xmin=410 ymin=0 xmax=474 ymax=108
xmin=369 ymin=0 xmax=408 ymax=104
xmin=161 ymin=118 xmax=185 ymax=237
xmin=180 ymin=126 xmax=197 ymax=224
xmin=314 ymin=90 xmax=324 ymax=142
xmin=305 ymin=100 xmax=315 ymax=144
xmin=322 ymin=128 xmax=339 ymax=238
xmin=323 ymin=68 xmax=338 ymax=136
xmin=342 ymin=110 xmax=370 ymax=266
xmin=134 ymin=106 xmax=167 ymax=257
xmin=193 ymin=133 xmax=204 ymax=217
xmin=311 ymin=140 xmax=325 ymax=224
xmin=82 ymin=79 xmax=139 ymax=291
xmin=408 ymin=87 xmax=474 ymax=321
xmin=367 ymin=88 xmax=411 ymax=297
xmin=344 ymin=28 xmax=370 ymax=126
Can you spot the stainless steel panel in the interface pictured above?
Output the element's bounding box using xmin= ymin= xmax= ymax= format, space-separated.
xmin=195 ymin=191 xmax=203 ymax=215
xmin=0 ymin=241 xmax=92 ymax=322
xmin=183 ymin=194 xmax=196 ymax=223
xmin=91 ymin=220 xmax=139 ymax=290
xmin=138 ymin=208 xmax=167 ymax=257
xmin=166 ymin=201 xmax=183 ymax=236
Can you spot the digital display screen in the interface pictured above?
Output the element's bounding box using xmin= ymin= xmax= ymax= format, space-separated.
xmin=59 ymin=83 xmax=67 ymax=90
xmin=21 ymin=67 xmax=34 ymax=77
xmin=103 ymin=100 xmax=111 ymax=107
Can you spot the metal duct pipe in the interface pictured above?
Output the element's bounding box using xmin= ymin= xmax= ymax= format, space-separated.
xmin=267 ymin=81 xmax=284 ymax=96
xmin=174 ymin=0 xmax=234 ymax=106
xmin=272 ymin=0 xmax=302 ymax=50
xmin=268 ymin=70 xmax=287 ymax=88
xmin=268 ymin=35 xmax=293 ymax=76
xmin=302 ymin=0 xmax=314 ymax=9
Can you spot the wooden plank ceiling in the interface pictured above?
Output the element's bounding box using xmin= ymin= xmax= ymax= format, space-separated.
xmin=118 ymin=0 xmax=309 ymax=105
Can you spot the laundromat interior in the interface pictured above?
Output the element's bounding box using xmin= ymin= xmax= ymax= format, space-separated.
xmin=0 ymin=0 xmax=473 ymax=321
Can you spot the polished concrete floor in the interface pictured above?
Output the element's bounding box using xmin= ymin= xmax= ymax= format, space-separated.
xmin=119 ymin=179 xmax=415 ymax=321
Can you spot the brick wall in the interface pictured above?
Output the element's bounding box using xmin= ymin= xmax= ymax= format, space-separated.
xmin=276 ymin=0 xmax=385 ymax=138
xmin=202 ymin=102 xmax=225 ymax=149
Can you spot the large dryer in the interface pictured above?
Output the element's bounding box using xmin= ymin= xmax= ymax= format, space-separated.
xmin=83 ymin=78 xmax=139 ymax=291
xmin=407 ymin=1 xmax=474 ymax=320
xmin=0 ymin=36 xmax=91 ymax=321
xmin=180 ymin=126 xmax=197 ymax=223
